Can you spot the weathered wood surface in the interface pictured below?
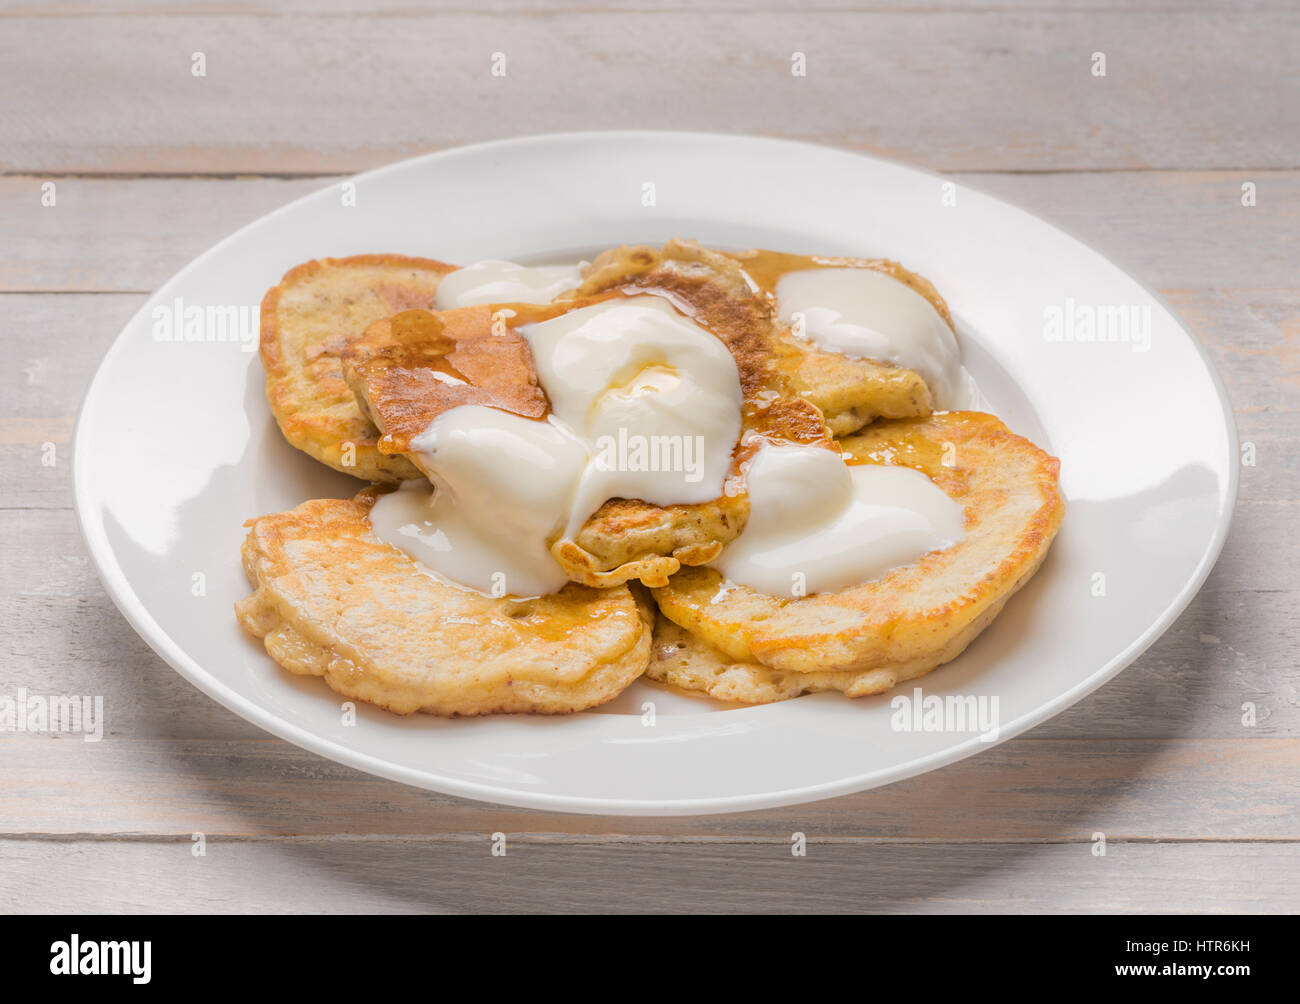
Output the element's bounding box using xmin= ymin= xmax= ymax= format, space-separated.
xmin=0 ymin=2 xmax=1296 ymax=913
xmin=2 ymin=171 xmax=1297 ymax=293
xmin=2 ymin=840 xmax=1294 ymax=914
xmin=2 ymin=736 xmax=1297 ymax=839
xmin=2 ymin=497 xmax=1295 ymax=741
xmin=2 ymin=10 xmax=1298 ymax=174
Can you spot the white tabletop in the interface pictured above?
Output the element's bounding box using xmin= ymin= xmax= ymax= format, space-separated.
xmin=1 ymin=0 xmax=1296 ymax=913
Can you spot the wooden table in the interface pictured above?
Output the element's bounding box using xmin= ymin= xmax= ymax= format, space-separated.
xmin=2 ymin=1 xmax=1296 ymax=913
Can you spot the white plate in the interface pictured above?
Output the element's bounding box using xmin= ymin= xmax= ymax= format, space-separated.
xmin=74 ymin=132 xmax=1237 ymax=815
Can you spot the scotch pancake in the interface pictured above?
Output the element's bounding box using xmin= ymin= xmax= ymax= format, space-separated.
xmin=342 ymin=273 xmax=834 ymax=590
xmin=577 ymin=241 xmax=939 ymax=435
xmin=647 ymin=612 xmax=987 ymax=703
xmin=235 ymin=490 xmax=653 ymax=716
xmin=260 ymin=254 xmax=456 ymax=482
xmin=340 ymin=305 xmax=549 ymax=451
xmin=649 ymin=412 xmax=1064 ymax=700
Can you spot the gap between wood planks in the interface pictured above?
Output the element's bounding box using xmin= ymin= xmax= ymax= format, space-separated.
xmin=5 ymin=166 xmax=1300 ymax=180
xmin=1 ymin=833 xmax=1296 ymax=845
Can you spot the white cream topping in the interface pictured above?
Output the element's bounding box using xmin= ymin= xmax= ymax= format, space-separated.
xmin=433 ymin=260 xmax=584 ymax=309
xmin=369 ymin=407 xmax=588 ymax=598
xmin=775 ymin=267 xmax=974 ymax=408
xmin=370 ymin=295 xmax=743 ymax=596
xmin=520 ymin=295 xmax=743 ymax=534
xmin=715 ymin=444 xmax=965 ymax=596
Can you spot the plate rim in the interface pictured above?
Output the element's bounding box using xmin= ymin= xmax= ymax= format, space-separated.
xmin=72 ymin=129 xmax=1240 ymax=816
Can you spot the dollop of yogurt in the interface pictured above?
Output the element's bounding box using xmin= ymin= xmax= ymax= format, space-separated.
xmin=370 ymin=295 xmax=743 ymax=596
xmin=775 ymin=267 xmax=977 ymax=408
xmin=714 ymin=443 xmax=965 ymax=596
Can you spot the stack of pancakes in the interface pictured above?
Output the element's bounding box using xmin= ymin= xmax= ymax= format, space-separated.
xmin=238 ymin=240 xmax=1063 ymax=715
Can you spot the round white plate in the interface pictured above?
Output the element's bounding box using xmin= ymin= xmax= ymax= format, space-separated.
xmin=75 ymin=132 xmax=1237 ymax=815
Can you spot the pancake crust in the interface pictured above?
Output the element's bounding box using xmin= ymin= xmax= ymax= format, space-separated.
xmin=580 ymin=241 xmax=938 ymax=435
xmin=235 ymin=490 xmax=653 ymax=716
xmin=651 ymin=412 xmax=1064 ymax=697
xmin=260 ymin=254 xmax=456 ymax=482
xmin=342 ymin=305 xmax=548 ymax=454
xmin=647 ymin=612 xmax=1003 ymax=703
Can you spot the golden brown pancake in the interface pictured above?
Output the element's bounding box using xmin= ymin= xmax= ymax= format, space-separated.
xmin=342 ymin=272 xmax=835 ymax=591
xmin=342 ymin=305 xmax=548 ymax=453
xmin=260 ymin=254 xmax=456 ymax=482
xmin=235 ymin=489 xmax=653 ymax=716
xmin=649 ymin=412 xmax=1064 ymax=701
xmin=245 ymin=244 xmax=1064 ymax=718
xmin=647 ymin=612 xmax=985 ymax=703
xmin=579 ymin=240 xmax=941 ymax=435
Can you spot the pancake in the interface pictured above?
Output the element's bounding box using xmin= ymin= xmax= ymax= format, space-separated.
xmin=342 ymin=269 xmax=834 ymax=590
xmin=578 ymin=240 xmax=938 ymax=435
xmin=340 ymin=305 xmax=549 ymax=451
xmin=649 ymin=412 xmax=1064 ymax=700
xmin=647 ymin=612 xmax=984 ymax=703
xmin=235 ymin=489 xmax=653 ymax=716
xmin=260 ymin=254 xmax=456 ymax=482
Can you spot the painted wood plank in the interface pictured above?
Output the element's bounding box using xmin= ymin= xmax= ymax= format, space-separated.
xmin=1 ymin=736 xmax=1295 ymax=839
xmin=3 ymin=494 xmax=1298 ymax=736
xmin=2 ymin=546 xmax=1296 ymax=745
xmin=1 ymin=293 xmax=139 ymax=510
xmin=2 ymin=12 xmax=1297 ymax=174
xmin=0 ymin=488 xmax=1294 ymax=733
xmin=2 ymin=171 xmax=1296 ymax=293
xmin=0 ymin=838 xmax=1293 ymax=913
xmin=0 ymin=5 xmax=1294 ymax=913
xmin=0 ymin=177 xmax=323 ymax=292
xmin=953 ymin=172 xmax=1300 ymax=295
xmin=2 ymin=284 xmax=1293 ymax=497
xmin=1 ymin=1 xmax=1282 ymax=14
